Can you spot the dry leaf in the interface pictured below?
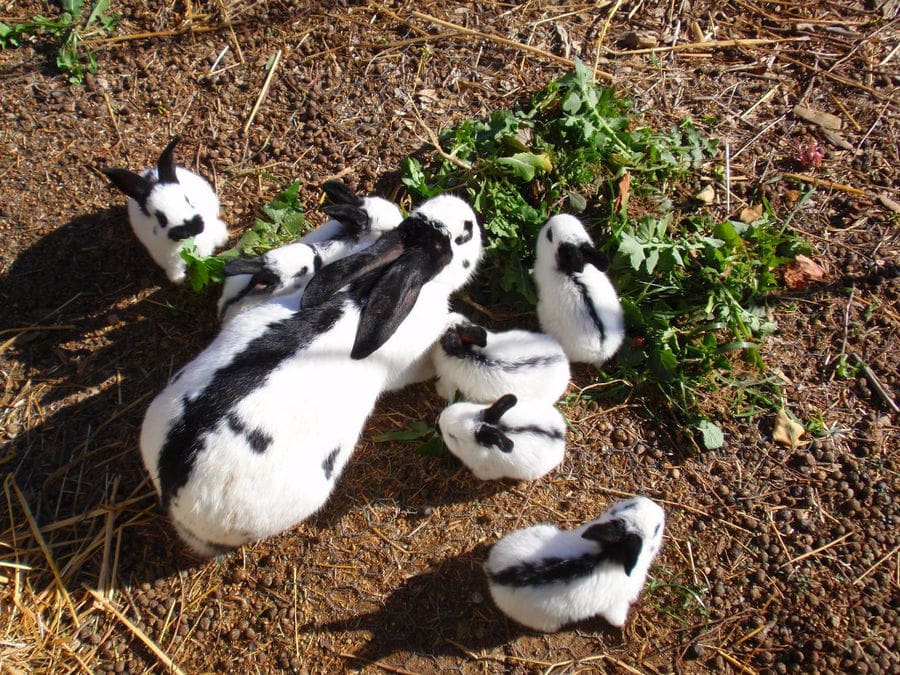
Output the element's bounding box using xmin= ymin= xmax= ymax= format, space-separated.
xmin=695 ymin=184 xmax=715 ymax=204
xmin=740 ymin=203 xmax=764 ymax=223
xmin=614 ymin=172 xmax=631 ymax=213
xmin=793 ymin=105 xmax=842 ymax=131
xmin=783 ymin=254 xmax=826 ymax=290
xmin=773 ymin=408 xmax=805 ymax=449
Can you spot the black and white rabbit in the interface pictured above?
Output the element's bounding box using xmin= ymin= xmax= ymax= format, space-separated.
xmin=217 ymin=181 xmax=404 ymax=323
xmin=432 ymin=313 xmax=570 ymax=405
xmin=140 ymin=193 xmax=482 ymax=557
xmin=533 ymin=214 xmax=624 ymax=366
xmin=102 ymin=136 xmax=228 ymax=284
xmin=485 ymin=496 xmax=665 ymax=631
xmin=437 ymin=394 xmax=566 ymax=481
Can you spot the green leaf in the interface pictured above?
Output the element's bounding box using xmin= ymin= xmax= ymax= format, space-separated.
xmin=618 ymin=232 xmax=646 ymax=271
xmin=373 ymin=420 xmax=434 ymax=442
xmin=696 ymin=420 xmax=725 ymax=449
xmin=494 ymin=152 xmax=552 ymax=181
xmin=417 ymin=435 xmax=446 ymax=457
xmin=86 ymin=0 xmax=110 ymax=28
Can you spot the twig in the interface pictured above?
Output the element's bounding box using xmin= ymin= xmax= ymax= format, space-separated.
xmin=781 ymin=173 xmax=867 ymax=196
xmin=710 ymin=646 xmax=758 ymax=675
xmin=854 ymin=544 xmax=900 ymax=585
xmin=852 ymin=354 xmax=900 ymax=413
xmin=781 ymin=531 xmax=853 ymax=567
xmin=243 ymin=49 xmax=282 ymax=135
xmin=336 ymin=651 xmax=419 ymax=674
xmin=406 ymin=96 xmax=473 ymax=171
xmin=410 ymin=10 xmax=614 ymax=81
xmin=772 ymin=52 xmax=896 ymax=102
xmin=610 ymin=36 xmax=808 ymax=56
xmin=593 ymin=0 xmax=624 ymax=80
xmin=86 ymin=588 xmax=186 ymax=675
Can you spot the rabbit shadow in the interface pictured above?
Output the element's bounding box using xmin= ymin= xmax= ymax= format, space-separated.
xmin=301 ymin=544 xmax=624 ymax=663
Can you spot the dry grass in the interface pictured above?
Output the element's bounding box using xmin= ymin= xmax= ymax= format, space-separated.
xmin=1 ymin=0 xmax=898 ymax=672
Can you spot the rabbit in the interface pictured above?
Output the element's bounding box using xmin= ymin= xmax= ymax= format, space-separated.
xmin=217 ymin=181 xmax=403 ymax=323
xmin=484 ymin=496 xmax=665 ymax=631
xmin=437 ymin=394 xmax=566 ymax=481
xmin=101 ymin=136 xmax=228 ymax=284
xmin=533 ymin=214 xmax=624 ymax=366
xmin=432 ymin=313 xmax=571 ymax=405
xmin=140 ymin=193 xmax=482 ymax=557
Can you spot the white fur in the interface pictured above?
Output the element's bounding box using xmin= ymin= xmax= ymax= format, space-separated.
xmin=217 ymin=195 xmax=403 ymax=323
xmin=432 ymin=313 xmax=570 ymax=404
xmin=128 ymin=166 xmax=227 ymax=283
xmin=437 ymin=397 xmax=566 ymax=480
xmin=485 ymin=496 xmax=665 ymax=631
xmin=140 ymin=194 xmax=481 ymax=557
xmin=533 ymin=215 xmax=624 ymax=366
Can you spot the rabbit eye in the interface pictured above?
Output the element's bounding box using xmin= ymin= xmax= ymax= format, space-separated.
xmin=184 ymin=196 xmax=194 ymax=208
xmin=154 ymin=210 xmax=168 ymax=228
xmin=455 ymin=220 xmax=474 ymax=245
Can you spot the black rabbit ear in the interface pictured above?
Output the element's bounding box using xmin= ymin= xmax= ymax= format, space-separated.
xmin=322 ymin=203 xmax=369 ymax=236
xmin=322 ymin=179 xmax=363 ymax=206
xmin=556 ymin=241 xmax=585 ymax=275
xmin=302 ymin=230 xmax=406 ymax=309
xmin=350 ymin=246 xmax=445 ymax=359
xmin=102 ymin=168 xmax=153 ymax=204
xmin=582 ymin=519 xmax=643 ymax=576
xmin=475 ymin=425 xmax=514 ymax=453
xmin=579 ymin=242 xmax=609 ymax=271
xmin=223 ymin=257 xmax=266 ymax=277
xmin=482 ymin=394 xmax=517 ymax=424
xmin=457 ymin=324 xmax=488 ymax=348
xmin=157 ymin=136 xmax=180 ymax=184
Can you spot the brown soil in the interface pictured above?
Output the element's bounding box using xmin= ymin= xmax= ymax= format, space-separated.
xmin=1 ymin=1 xmax=898 ymax=673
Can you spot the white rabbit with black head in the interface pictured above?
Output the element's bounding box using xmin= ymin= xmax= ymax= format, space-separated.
xmin=438 ymin=394 xmax=566 ymax=481
xmin=534 ymin=214 xmax=624 ymax=366
xmin=102 ymin=136 xmax=228 ymax=284
xmin=217 ymin=181 xmax=403 ymax=323
xmin=433 ymin=313 xmax=570 ymax=405
xmin=485 ymin=496 xmax=665 ymax=631
xmin=140 ymin=193 xmax=481 ymax=557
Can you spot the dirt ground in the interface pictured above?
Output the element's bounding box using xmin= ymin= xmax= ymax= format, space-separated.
xmin=1 ymin=1 xmax=898 ymax=673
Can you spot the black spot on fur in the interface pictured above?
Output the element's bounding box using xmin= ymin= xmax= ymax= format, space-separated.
xmin=322 ymin=446 xmax=341 ymax=479
xmin=499 ymin=424 xmax=566 ymax=441
xmin=574 ymin=276 xmax=607 ymax=344
xmin=653 ymin=523 xmax=660 ymax=537
xmin=155 ymin=210 xmax=169 ymax=228
xmin=158 ymin=301 xmax=345 ymax=509
xmin=490 ymin=552 xmax=604 ymax=587
xmin=455 ymin=220 xmax=474 ymax=245
xmin=546 ymin=227 xmax=553 ymax=242
xmin=226 ymin=414 xmax=273 ymax=454
xmin=168 ymin=214 xmax=205 ymax=241
xmin=462 ymin=259 xmax=470 ymax=269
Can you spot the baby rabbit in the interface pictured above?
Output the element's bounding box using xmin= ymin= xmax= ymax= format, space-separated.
xmin=433 ymin=313 xmax=570 ymax=405
xmin=437 ymin=394 xmax=566 ymax=481
xmin=140 ymin=194 xmax=481 ymax=557
xmin=102 ymin=136 xmax=228 ymax=284
xmin=533 ymin=215 xmax=624 ymax=366
xmin=485 ymin=496 xmax=665 ymax=631
xmin=217 ymin=181 xmax=403 ymax=323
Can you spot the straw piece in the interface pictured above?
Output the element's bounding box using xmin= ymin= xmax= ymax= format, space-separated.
xmin=86 ymin=588 xmax=186 ymax=675
xmin=244 ymin=49 xmax=283 ymax=134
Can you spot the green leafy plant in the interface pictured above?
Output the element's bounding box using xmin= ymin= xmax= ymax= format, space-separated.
xmin=181 ymin=179 xmax=309 ymax=291
xmin=0 ymin=1 xmax=120 ymax=84
xmin=373 ymin=420 xmax=446 ymax=457
xmin=401 ymin=58 xmax=808 ymax=447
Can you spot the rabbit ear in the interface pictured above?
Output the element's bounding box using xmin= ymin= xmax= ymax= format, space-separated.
xmin=475 ymin=424 xmax=514 ymax=453
xmin=157 ymin=136 xmax=181 ymax=184
xmin=350 ymin=244 xmax=447 ymax=359
xmin=223 ymin=257 xmax=266 ymax=277
xmin=301 ymin=229 xmax=406 ymax=308
xmin=102 ymin=168 xmax=153 ymax=203
xmin=579 ymin=242 xmax=610 ymax=271
xmin=482 ymin=394 xmax=517 ymax=424
xmin=321 ymin=203 xmax=369 ymax=235
xmin=457 ymin=324 xmax=488 ymax=348
xmin=322 ymin=179 xmax=363 ymax=206
xmin=581 ymin=519 xmax=643 ymax=576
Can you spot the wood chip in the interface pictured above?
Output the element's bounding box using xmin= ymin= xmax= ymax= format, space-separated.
xmin=689 ymin=21 xmax=705 ymax=43
xmin=740 ymin=203 xmax=764 ymax=223
xmin=793 ymin=105 xmax=842 ymax=131
xmin=620 ymin=30 xmax=658 ymax=49
xmin=877 ymin=193 xmax=900 ymax=213
xmin=821 ymin=129 xmax=855 ymax=151
xmin=695 ymin=184 xmax=715 ymax=204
